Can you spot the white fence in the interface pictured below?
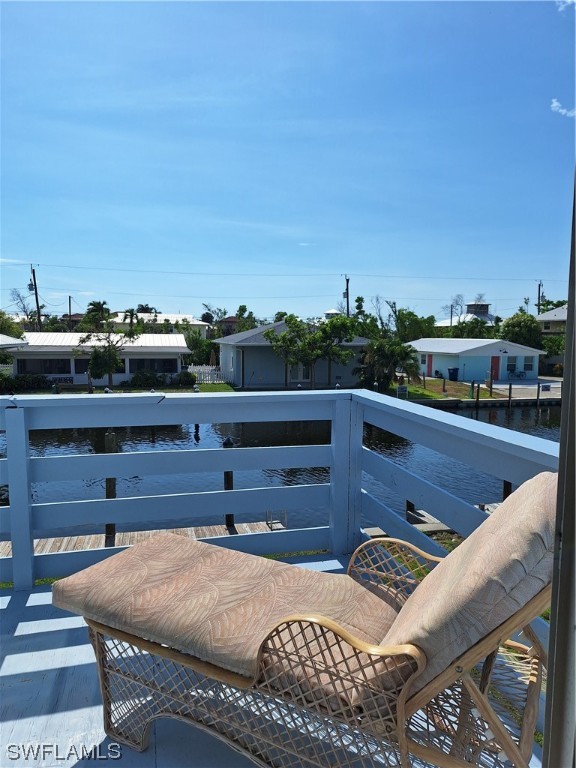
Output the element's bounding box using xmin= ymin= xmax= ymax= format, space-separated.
xmin=188 ymin=365 xmax=233 ymax=384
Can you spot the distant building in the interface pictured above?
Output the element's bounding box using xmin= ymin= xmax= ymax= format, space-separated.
xmin=536 ymin=304 xmax=568 ymax=374
xmin=435 ymin=302 xmax=497 ymax=328
xmin=536 ymin=304 xmax=568 ymax=336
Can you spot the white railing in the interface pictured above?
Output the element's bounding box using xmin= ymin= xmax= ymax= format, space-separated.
xmin=0 ymin=390 xmax=558 ymax=592
xmin=188 ymin=365 xmax=233 ymax=384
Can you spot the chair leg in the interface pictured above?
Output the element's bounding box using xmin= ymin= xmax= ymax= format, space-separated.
xmin=89 ymin=627 xmax=154 ymax=751
xmin=460 ymin=674 xmax=529 ymax=768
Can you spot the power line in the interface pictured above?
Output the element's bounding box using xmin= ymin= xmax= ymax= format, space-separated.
xmin=4 ymin=261 xmax=568 ymax=283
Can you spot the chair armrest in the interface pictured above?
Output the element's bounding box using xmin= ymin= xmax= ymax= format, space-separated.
xmin=347 ymin=537 xmax=444 ymax=603
xmin=257 ymin=613 xmax=426 ymax=735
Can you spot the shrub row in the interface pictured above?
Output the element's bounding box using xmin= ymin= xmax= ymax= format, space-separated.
xmin=0 ymin=370 xmax=197 ymax=394
xmin=0 ymin=374 xmax=51 ymax=394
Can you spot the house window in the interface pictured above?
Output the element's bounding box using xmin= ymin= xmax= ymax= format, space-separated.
xmin=506 ymin=356 xmax=517 ymax=372
xmin=524 ymin=357 xmax=534 ymax=371
xmin=74 ymin=358 xmax=90 ymax=374
xmin=129 ymin=358 xmax=177 ymax=374
xmin=17 ymin=358 xmax=71 ymax=375
xmin=420 ymin=354 xmax=426 ymax=365
xmin=543 ymin=322 xmax=550 ymax=330
xmin=290 ymin=363 xmax=311 ymax=382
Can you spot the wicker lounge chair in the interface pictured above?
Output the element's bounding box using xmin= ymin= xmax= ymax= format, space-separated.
xmin=52 ymin=471 xmax=556 ymax=768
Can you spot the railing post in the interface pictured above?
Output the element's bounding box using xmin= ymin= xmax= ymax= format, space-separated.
xmin=104 ymin=430 xmax=117 ymax=547
xmin=223 ymin=437 xmax=235 ymax=528
xmin=330 ymin=395 xmax=363 ymax=555
xmin=5 ymin=406 xmax=34 ymax=589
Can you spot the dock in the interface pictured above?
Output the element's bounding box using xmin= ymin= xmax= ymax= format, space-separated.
xmin=0 ymin=520 xmax=286 ymax=559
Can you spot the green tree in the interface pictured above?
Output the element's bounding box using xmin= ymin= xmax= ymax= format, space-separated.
xmin=136 ymin=303 xmax=159 ymax=314
xmin=42 ymin=315 xmax=68 ymax=332
xmin=499 ymin=310 xmax=543 ymax=348
xmin=393 ymin=308 xmax=437 ymax=343
xmin=79 ymin=300 xmax=110 ymax=331
xmin=351 ymin=297 xmax=382 ymax=340
xmin=449 ymin=317 xmax=492 ymax=339
xmin=122 ymin=308 xmax=141 ymax=337
xmin=183 ymin=330 xmax=214 ymax=365
xmin=264 ymin=315 xmax=357 ymax=389
xmin=202 ymin=304 xmax=228 ymax=337
xmin=539 ymin=298 xmax=567 ymax=314
xmin=0 ymin=310 xmax=25 ymax=339
xmin=357 ymin=338 xmax=421 ymax=391
xmin=78 ymin=321 xmax=137 ymax=387
xmin=0 ymin=310 xmax=25 ymax=363
xmin=542 ymin=335 xmax=565 ymax=358
xmin=235 ymin=304 xmax=259 ymax=333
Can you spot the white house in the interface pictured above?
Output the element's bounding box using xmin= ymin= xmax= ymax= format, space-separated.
xmin=215 ymin=321 xmax=367 ymax=389
xmin=11 ymin=333 xmax=190 ymax=386
xmin=409 ymin=338 xmax=544 ymax=382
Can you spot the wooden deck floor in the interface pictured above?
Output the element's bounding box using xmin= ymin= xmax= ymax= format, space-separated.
xmin=0 ymin=520 xmax=285 ymax=558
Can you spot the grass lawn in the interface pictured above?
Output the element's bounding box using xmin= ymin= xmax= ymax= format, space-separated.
xmin=400 ymin=378 xmax=504 ymax=401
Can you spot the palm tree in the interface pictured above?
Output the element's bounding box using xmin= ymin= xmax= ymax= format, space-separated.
xmin=122 ymin=308 xmax=139 ymax=337
xmin=359 ymin=338 xmax=421 ymax=391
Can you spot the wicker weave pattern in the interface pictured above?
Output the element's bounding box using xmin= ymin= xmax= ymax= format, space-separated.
xmin=89 ymin=626 xmax=408 ymax=768
xmin=347 ymin=539 xmax=442 ymax=604
xmin=89 ymin=622 xmax=544 ymax=768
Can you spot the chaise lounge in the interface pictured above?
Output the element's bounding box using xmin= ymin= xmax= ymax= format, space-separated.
xmin=52 ymin=471 xmax=557 ymax=768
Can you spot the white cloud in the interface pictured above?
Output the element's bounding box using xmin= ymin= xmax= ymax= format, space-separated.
xmin=551 ymin=98 xmax=576 ymax=118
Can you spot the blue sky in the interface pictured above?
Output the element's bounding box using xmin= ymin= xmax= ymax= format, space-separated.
xmin=1 ymin=1 xmax=574 ymax=324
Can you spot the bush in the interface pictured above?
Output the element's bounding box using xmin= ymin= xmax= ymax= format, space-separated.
xmin=170 ymin=370 xmax=197 ymax=388
xmin=128 ymin=370 xmax=166 ymax=389
xmin=0 ymin=374 xmax=51 ymax=393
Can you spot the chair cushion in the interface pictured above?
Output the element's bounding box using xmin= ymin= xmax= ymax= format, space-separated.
xmin=382 ymin=471 xmax=557 ymax=692
xmin=53 ymin=534 xmax=398 ymax=679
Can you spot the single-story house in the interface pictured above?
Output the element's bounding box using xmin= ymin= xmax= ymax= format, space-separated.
xmin=111 ymin=313 xmax=210 ymax=339
xmin=11 ymin=333 xmax=190 ymax=386
xmin=214 ymin=321 xmax=368 ymax=389
xmin=409 ymin=338 xmax=544 ymax=382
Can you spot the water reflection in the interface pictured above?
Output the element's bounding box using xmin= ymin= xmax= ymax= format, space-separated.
xmin=0 ymin=407 xmax=560 ymax=530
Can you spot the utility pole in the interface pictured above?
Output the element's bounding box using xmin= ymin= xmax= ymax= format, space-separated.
xmin=29 ymin=266 xmax=42 ymax=330
xmin=343 ymin=275 xmax=350 ymax=317
xmin=537 ymin=280 xmax=544 ymax=315
xmin=68 ymin=296 xmax=73 ymax=330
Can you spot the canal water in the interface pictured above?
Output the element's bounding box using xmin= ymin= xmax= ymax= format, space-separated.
xmin=0 ymin=405 xmax=561 ymax=532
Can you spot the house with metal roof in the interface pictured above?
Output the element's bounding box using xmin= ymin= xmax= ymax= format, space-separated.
xmin=409 ymin=338 xmax=544 ymax=382
xmin=214 ymin=321 xmax=367 ymax=389
xmin=10 ymin=333 xmax=190 ymax=387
